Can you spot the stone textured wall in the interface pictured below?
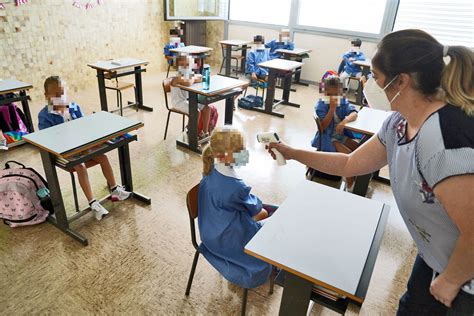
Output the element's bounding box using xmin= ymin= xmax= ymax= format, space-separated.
xmin=205 ymin=20 xmax=224 ymax=69
xmin=0 ymin=0 xmax=170 ymax=102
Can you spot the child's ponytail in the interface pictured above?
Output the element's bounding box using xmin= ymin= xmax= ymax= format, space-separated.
xmin=441 ymin=46 xmax=474 ymax=116
xmin=202 ymin=144 xmax=214 ymax=176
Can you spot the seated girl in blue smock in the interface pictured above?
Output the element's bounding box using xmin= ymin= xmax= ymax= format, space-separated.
xmin=311 ymin=77 xmax=358 ymax=189
xmin=198 ymin=128 xmax=277 ymax=289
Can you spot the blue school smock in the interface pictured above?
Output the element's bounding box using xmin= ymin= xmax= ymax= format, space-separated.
xmin=342 ymin=51 xmax=366 ymax=76
xmin=197 ymin=165 xmax=272 ymax=289
xmin=38 ymin=103 xmax=83 ymax=130
xmin=311 ymin=99 xmax=357 ymax=152
xmin=245 ymin=49 xmax=271 ymax=78
xmin=265 ymin=40 xmax=295 ymax=59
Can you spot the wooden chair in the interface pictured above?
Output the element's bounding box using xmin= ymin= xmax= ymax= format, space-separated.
xmin=162 ymin=78 xmax=187 ymax=140
xmin=185 ymin=184 xmax=275 ymax=316
xmin=219 ymin=43 xmax=245 ymax=77
xmin=306 ymin=113 xmax=343 ymax=189
xmin=104 ymin=72 xmax=137 ymax=116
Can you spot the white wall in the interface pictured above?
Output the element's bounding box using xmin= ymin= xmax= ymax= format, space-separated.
xmin=228 ymin=24 xmax=378 ymax=83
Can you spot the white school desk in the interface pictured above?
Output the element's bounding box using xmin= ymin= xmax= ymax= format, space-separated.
xmin=219 ymin=40 xmax=251 ymax=77
xmin=245 ymin=180 xmax=389 ymax=315
xmin=23 ymin=111 xmax=151 ymax=245
xmin=344 ymin=107 xmax=393 ymax=195
xmin=87 ymin=58 xmax=152 ymax=113
xmin=275 ymin=48 xmax=312 ymax=86
xmin=176 ymin=75 xmax=248 ymax=154
xmin=251 ymin=59 xmax=303 ymax=118
xmin=0 ymin=79 xmax=34 ymax=147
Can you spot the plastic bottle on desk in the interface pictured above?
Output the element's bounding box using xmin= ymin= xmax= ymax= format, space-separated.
xmin=203 ymin=64 xmax=211 ymax=90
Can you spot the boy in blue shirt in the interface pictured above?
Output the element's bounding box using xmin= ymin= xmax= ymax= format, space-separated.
xmin=339 ymin=38 xmax=366 ymax=90
xmin=311 ymin=76 xmax=358 ymax=189
xmin=265 ymin=29 xmax=295 ymax=59
xmin=245 ymin=35 xmax=271 ymax=81
xmin=38 ymin=76 xmax=131 ymax=220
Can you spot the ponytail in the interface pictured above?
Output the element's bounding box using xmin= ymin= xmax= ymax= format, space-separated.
xmin=202 ymin=144 xmax=214 ymax=176
xmin=441 ymin=46 xmax=474 ymax=116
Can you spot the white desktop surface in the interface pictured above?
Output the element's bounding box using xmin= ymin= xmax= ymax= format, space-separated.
xmin=344 ymin=107 xmax=392 ymax=136
xmin=245 ymin=180 xmax=384 ymax=296
xmin=87 ymin=58 xmax=148 ymax=72
xmin=275 ymin=48 xmax=312 ymax=55
xmin=258 ymin=59 xmax=303 ymax=71
xmin=169 ymin=45 xmax=213 ymax=54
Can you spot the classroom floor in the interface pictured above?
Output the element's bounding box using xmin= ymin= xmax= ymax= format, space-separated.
xmin=0 ymin=70 xmax=417 ymax=315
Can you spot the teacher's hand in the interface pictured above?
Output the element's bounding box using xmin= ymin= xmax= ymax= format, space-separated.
xmin=430 ymin=273 xmax=461 ymax=308
xmin=266 ymin=142 xmax=294 ymax=161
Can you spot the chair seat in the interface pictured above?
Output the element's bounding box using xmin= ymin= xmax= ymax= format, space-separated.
xmin=230 ymin=55 xmax=245 ymax=60
xmin=169 ymin=107 xmax=189 ymax=116
xmin=106 ymin=81 xmax=134 ymax=91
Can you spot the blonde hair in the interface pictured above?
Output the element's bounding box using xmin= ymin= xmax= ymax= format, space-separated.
xmin=202 ymin=128 xmax=245 ymax=176
xmin=441 ymin=46 xmax=474 ymax=116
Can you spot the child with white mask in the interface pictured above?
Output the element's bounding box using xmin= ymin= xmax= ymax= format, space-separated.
xmin=198 ymin=127 xmax=278 ymax=289
xmin=246 ymin=35 xmax=271 ymax=81
xmin=339 ymin=38 xmax=366 ymax=90
xmin=311 ymin=76 xmax=359 ymax=190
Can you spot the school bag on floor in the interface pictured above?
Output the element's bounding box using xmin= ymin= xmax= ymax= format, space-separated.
xmin=198 ymin=105 xmax=218 ymax=134
xmin=238 ymin=95 xmax=263 ymax=110
xmin=0 ymin=161 xmax=52 ymax=227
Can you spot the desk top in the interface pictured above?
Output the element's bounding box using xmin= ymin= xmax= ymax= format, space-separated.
xmin=275 ymin=48 xmax=312 ymax=55
xmin=220 ymin=39 xmax=251 ymax=46
xmin=245 ymin=180 xmax=385 ymax=301
xmin=23 ymin=111 xmax=143 ymax=158
xmin=87 ymin=58 xmax=149 ymax=72
xmin=353 ymin=58 xmax=371 ymax=68
xmin=177 ymin=75 xmax=248 ymax=97
xmin=0 ymin=79 xmax=33 ymax=94
xmin=344 ymin=107 xmax=392 ymax=136
xmin=258 ymin=59 xmax=303 ymax=71
xmin=169 ymin=45 xmax=213 ymax=55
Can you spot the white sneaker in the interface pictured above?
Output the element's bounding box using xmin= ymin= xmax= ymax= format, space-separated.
xmin=110 ymin=185 xmax=132 ymax=202
xmin=90 ymin=201 xmax=109 ymax=221
xmin=0 ymin=139 xmax=7 ymax=150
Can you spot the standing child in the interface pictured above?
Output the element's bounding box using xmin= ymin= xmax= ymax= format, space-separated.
xmin=198 ymin=128 xmax=276 ymax=289
xmin=339 ymin=38 xmax=366 ymax=90
xmin=38 ymin=76 xmax=131 ymax=220
xmin=170 ymin=55 xmax=212 ymax=139
xmin=311 ymin=77 xmax=358 ymax=190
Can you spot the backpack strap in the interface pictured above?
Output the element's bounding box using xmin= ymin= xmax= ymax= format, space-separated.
xmin=3 ymin=214 xmax=38 ymax=226
xmin=4 ymin=161 xmax=26 ymax=169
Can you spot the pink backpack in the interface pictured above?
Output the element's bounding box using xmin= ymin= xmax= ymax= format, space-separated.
xmin=0 ymin=161 xmax=50 ymax=227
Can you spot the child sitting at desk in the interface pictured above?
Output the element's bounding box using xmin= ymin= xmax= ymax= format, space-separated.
xmin=265 ymin=28 xmax=295 ymax=60
xmin=339 ymin=38 xmax=366 ymax=90
xmin=246 ymin=35 xmax=271 ymax=81
xmin=170 ymin=55 xmax=212 ymax=139
xmin=38 ymin=76 xmax=131 ymax=220
xmin=198 ymin=128 xmax=277 ymax=289
xmin=311 ymin=76 xmax=358 ymax=190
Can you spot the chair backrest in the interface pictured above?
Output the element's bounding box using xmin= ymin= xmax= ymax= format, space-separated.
xmin=162 ymin=78 xmax=173 ymax=111
xmin=186 ymin=184 xmax=200 ymax=249
xmin=313 ymin=112 xmax=323 ymax=152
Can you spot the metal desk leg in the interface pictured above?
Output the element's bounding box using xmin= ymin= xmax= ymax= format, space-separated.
xmin=176 ymin=92 xmax=201 ymax=154
xmin=241 ymin=45 xmax=248 ymax=74
xmin=118 ymin=143 xmax=151 ymax=204
xmin=224 ymin=45 xmax=232 ymax=77
xmin=281 ymin=72 xmax=300 ymax=108
xmin=224 ymin=96 xmax=234 ymax=125
xmin=294 ymin=57 xmax=309 ymax=87
xmin=97 ymin=69 xmax=108 ymax=112
xmin=353 ymin=173 xmax=371 ymax=197
xmin=279 ymin=272 xmax=314 ymax=316
xmin=134 ymin=66 xmax=153 ymax=112
xmin=19 ymin=90 xmax=34 ymax=133
xmin=40 ymin=150 xmax=88 ymax=245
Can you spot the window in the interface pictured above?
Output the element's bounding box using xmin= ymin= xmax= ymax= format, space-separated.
xmin=297 ymin=0 xmax=389 ymax=35
xmin=393 ymin=0 xmax=474 ymax=47
xmin=229 ymin=0 xmax=292 ymax=26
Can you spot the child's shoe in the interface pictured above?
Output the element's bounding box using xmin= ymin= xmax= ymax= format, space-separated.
xmin=90 ymin=201 xmax=109 ymax=220
xmin=110 ymin=185 xmax=132 ymax=201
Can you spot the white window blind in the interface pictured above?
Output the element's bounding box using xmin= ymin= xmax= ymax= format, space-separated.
xmin=393 ymin=0 xmax=474 ymax=47
xmin=297 ymin=0 xmax=389 ymax=35
xmin=229 ymin=0 xmax=292 ymax=25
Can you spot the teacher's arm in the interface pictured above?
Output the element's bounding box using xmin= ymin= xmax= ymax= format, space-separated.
xmin=430 ymin=174 xmax=474 ymax=307
xmin=268 ymin=134 xmax=387 ymax=177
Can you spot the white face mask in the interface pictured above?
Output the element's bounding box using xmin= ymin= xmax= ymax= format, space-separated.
xmin=363 ymin=76 xmax=399 ymax=111
xmin=255 ymin=44 xmax=265 ymax=50
xmin=350 ymin=47 xmax=360 ymax=53
xmin=320 ymin=96 xmax=342 ymax=104
xmin=50 ymin=94 xmax=68 ymax=108
xmin=232 ymin=149 xmax=250 ymax=167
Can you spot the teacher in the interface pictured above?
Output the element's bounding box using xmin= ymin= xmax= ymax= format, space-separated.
xmin=268 ymin=29 xmax=473 ymax=315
